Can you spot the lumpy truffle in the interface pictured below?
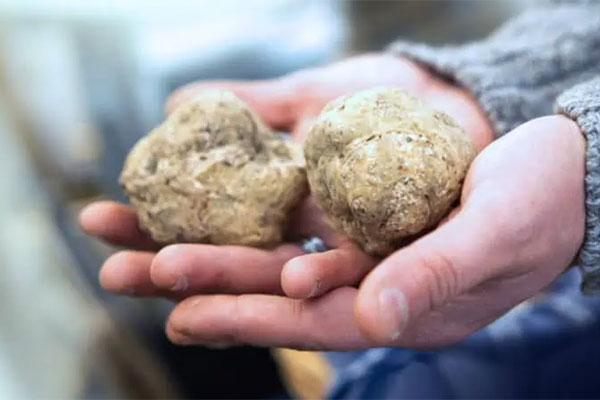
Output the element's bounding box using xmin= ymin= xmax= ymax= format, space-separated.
xmin=120 ymin=90 xmax=307 ymax=247
xmin=303 ymin=88 xmax=476 ymax=256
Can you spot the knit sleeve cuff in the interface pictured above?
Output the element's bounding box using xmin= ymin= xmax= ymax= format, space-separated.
xmin=388 ymin=4 xmax=600 ymax=138
xmin=555 ymin=77 xmax=600 ymax=295
xmin=387 ymin=40 xmax=517 ymax=136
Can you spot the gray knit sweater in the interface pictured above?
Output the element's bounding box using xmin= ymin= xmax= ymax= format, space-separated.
xmin=389 ymin=2 xmax=600 ymax=294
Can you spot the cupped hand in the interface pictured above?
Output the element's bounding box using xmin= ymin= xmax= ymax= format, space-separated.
xmin=80 ymin=54 xmax=492 ymax=302
xmin=82 ymin=55 xmax=585 ymax=351
xmin=155 ymin=115 xmax=585 ymax=350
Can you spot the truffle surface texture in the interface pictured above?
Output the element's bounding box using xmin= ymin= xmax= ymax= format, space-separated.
xmin=304 ymin=88 xmax=476 ymax=256
xmin=120 ymin=90 xmax=307 ymax=247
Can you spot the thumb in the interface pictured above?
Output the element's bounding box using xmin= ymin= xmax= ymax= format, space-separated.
xmin=165 ymin=78 xmax=299 ymax=131
xmin=354 ymin=201 xmax=503 ymax=344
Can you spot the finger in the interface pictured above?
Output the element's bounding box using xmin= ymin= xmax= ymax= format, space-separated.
xmin=166 ymin=287 xmax=371 ymax=350
xmin=99 ymin=251 xmax=161 ymax=296
xmin=355 ymin=202 xmax=504 ymax=344
xmin=165 ymin=79 xmax=298 ymax=131
xmin=99 ymin=250 xmax=216 ymax=301
xmin=79 ymin=201 xmax=158 ymax=250
xmin=281 ymin=245 xmax=377 ymax=299
xmin=150 ymin=243 xmax=303 ymax=295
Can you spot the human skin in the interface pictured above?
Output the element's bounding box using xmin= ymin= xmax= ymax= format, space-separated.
xmin=79 ymin=54 xmax=585 ymax=349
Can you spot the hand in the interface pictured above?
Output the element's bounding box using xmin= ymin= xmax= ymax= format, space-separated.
xmin=80 ymin=54 xmax=496 ymax=347
xmin=81 ymin=53 xmax=493 ymax=299
xmin=166 ymin=53 xmax=494 ymax=149
xmin=154 ymin=116 xmax=585 ymax=350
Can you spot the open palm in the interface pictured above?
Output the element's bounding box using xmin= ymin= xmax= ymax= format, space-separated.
xmin=81 ymin=54 xmax=492 ymax=299
xmin=81 ymin=54 xmax=587 ymax=351
xmin=88 ymin=115 xmax=583 ymax=351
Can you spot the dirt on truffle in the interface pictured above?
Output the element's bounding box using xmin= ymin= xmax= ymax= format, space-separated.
xmin=304 ymin=87 xmax=476 ymax=256
xmin=120 ymin=90 xmax=307 ymax=247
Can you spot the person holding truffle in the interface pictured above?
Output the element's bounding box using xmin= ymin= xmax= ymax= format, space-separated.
xmin=80 ymin=1 xmax=600 ymax=398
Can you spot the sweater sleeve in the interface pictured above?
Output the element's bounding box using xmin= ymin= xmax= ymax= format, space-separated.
xmin=555 ymin=77 xmax=600 ymax=295
xmin=388 ymin=2 xmax=600 ymax=137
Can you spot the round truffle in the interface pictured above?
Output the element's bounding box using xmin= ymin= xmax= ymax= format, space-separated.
xmin=304 ymin=87 xmax=476 ymax=256
xmin=120 ymin=90 xmax=307 ymax=247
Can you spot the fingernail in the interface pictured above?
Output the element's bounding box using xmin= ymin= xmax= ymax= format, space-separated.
xmin=171 ymin=274 xmax=188 ymax=291
xmin=378 ymin=288 xmax=409 ymax=341
xmin=307 ymin=278 xmax=322 ymax=298
xmin=78 ymin=203 xmax=100 ymax=228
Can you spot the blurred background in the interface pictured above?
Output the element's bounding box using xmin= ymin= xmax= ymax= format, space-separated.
xmin=0 ymin=1 xmax=526 ymax=398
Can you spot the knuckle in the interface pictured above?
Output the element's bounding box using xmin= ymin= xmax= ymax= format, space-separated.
xmin=289 ymin=299 xmax=305 ymax=322
xmin=474 ymin=189 xmax=536 ymax=252
xmin=286 ymin=300 xmax=327 ymax=350
xmin=211 ymin=269 xmax=233 ymax=292
xmin=415 ymin=249 xmax=460 ymax=311
xmin=508 ymin=219 xmax=536 ymax=248
xmin=486 ymin=201 xmax=536 ymax=250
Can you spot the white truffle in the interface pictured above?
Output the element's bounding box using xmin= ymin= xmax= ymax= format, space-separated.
xmin=304 ymin=88 xmax=476 ymax=256
xmin=120 ymin=90 xmax=307 ymax=247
